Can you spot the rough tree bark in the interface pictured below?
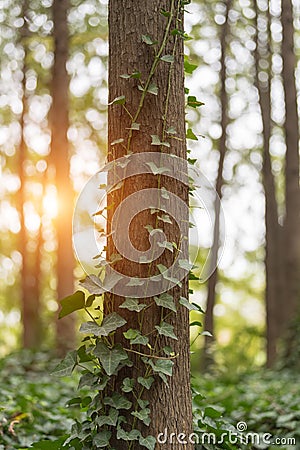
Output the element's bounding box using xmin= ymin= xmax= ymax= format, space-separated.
xmin=202 ymin=0 xmax=231 ymax=370
xmin=106 ymin=0 xmax=193 ymax=447
xmin=281 ymin=0 xmax=300 ymax=333
xmin=51 ymin=0 xmax=76 ymax=354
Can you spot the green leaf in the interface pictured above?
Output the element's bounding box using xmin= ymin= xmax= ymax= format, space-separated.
xmin=129 ymin=122 xmax=140 ymax=130
xmin=132 ymin=408 xmax=151 ymax=426
xmin=104 ymin=392 xmax=132 ymax=410
xmin=31 ymin=438 xmax=67 ymax=449
xmin=160 ymin=187 xmax=170 ymax=199
xmin=179 ymin=296 xmax=198 ymax=311
xmin=150 ymin=134 xmax=170 ymax=147
xmin=155 ymin=322 xmax=178 ymax=340
xmin=160 ymin=9 xmax=171 ymax=17
xmin=202 ymin=330 xmax=213 ymax=337
xmin=122 ymin=377 xmax=135 ymax=393
xmin=80 ymin=313 xmax=126 ymax=337
xmin=97 ymin=408 xmax=119 ymax=427
xmin=59 ymin=291 xmax=85 ymax=319
xmin=124 ymin=328 xmax=140 ymax=340
xmin=117 ymin=428 xmax=141 ymax=441
xmin=146 ymin=161 xmax=170 ymax=175
xmin=147 ymin=358 xmax=174 ymax=376
xmin=184 ymin=58 xmax=198 ymax=74
xmin=161 ymin=54 xmax=174 ymax=63
xmin=137 ymin=376 xmax=154 ymax=390
xmin=154 ymin=293 xmax=176 ymax=312
xmin=157 ymin=241 xmax=174 ymax=252
xmin=147 ymin=83 xmax=158 ymax=95
xmin=52 ymin=351 xmax=77 ymax=377
xmin=137 ymin=399 xmax=150 ymax=409
xmin=186 ymin=128 xmax=198 ymax=140
xmin=94 ymin=343 xmax=128 ymax=376
xmin=166 ymin=126 xmax=177 ymax=134
xmin=108 ymin=95 xmax=126 ymax=105
xmin=178 ymin=259 xmax=194 ymax=271
xmin=131 ymin=334 xmax=149 ymax=346
xmin=139 ymin=435 xmax=156 ymax=450
xmin=187 ymin=95 xmax=204 ymax=108
xmin=120 ymin=298 xmax=147 ymax=312
xmin=141 ymin=34 xmax=158 ymax=45
xmin=79 ymin=274 xmax=105 ymax=295
xmin=93 ymin=430 xmax=112 ymax=447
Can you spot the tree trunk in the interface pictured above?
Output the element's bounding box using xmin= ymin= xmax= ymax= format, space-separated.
xmin=19 ymin=0 xmax=42 ymax=349
xmin=202 ymin=0 xmax=231 ymax=370
xmin=281 ymin=0 xmax=300 ymax=333
xmin=107 ymin=0 xmax=193 ymax=447
xmin=51 ymin=0 xmax=76 ymax=354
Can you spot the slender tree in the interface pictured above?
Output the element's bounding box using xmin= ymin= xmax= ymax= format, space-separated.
xmin=281 ymin=0 xmax=300 ymax=332
xmin=18 ymin=0 xmax=42 ymax=349
xmin=106 ymin=0 xmax=193 ymax=446
xmin=202 ymin=0 xmax=231 ymax=369
xmin=51 ymin=0 xmax=76 ymax=353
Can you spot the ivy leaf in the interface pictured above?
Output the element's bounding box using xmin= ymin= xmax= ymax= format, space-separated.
xmin=187 ymin=95 xmax=204 ymax=108
xmin=96 ymin=408 xmax=119 ymax=427
xmin=152 ymin=359 xmax=174 ymax=376
xmin=120 ymin=298 xmax=147 ymax=312
xmin=131 ymin=334 xmax=149 ymax=346
xmin=104 ymin=392 xmax=132 ymax=410
xmin=137 ymin=376 xmax=154 ymax=390
xmin=79 ymin=274 xmax=105 ymax=295
xmin=132 ymin=408 xmax=151 ymax=426
xmin=117 ymin=428 xmax=141 ymax=441
xmin=157 ymin=241 xmax=174 ymax=252
xmin=85 ymin=294 xmax=95 ymax=308
xmin=179 ymin=296 xmax=198 ymax=311
xmin=123 ymin=328 xmax=140 ymax=340
xmin=146 ymin=162 xmax=170 ymax=175
xmin=59 ymin=291 xmax=85 ymax=319
xmin=94 ymin=342 xmax=128 ymax=376
xmin=160 ymin=54 xmax=174 ymax=63
xmin=52 ymin=351 xmax=77 ymax=377
xmin=154 ymin=293 xmax=176 ymax=312
xmin=80 ymin=313 xmax=126 ymax=337
xmin=141 ymin=34 xmax=158 ymax=45
xmin=137 ymin=399 xmax=149 ymax=409
xmin=139 ymin=435 xmax=156 ymax=450
xmin=155 ymin=322 xmax=178 ymax=340
xmin=160 ymin=9 xmax=171 ymax=17
xmin=147 ymin=83 xmax=158 ymax=95
xmin=122 ymin=377 xmax=135 ymax=393
xmin=108 ymin=95 xmax=126 ymax=105
xmin=184 ymin=58 xmax=198 ymax=74
xmin=93 ymin=431 xmax=112 ymax=448
xmin=150 ymin=134 xmax=170 ymax=147
xmin=186 ymin=128 xmax=198 ymax=140
xmin=178 ymin=259 xmax=194 ymax=271
xmin=160 ymin=187 xmax=170 ymax=199
xmin=128 ymin=122 xmax=140 ymax=130
xmin=166 ymin=126 xmax=177 ymax=134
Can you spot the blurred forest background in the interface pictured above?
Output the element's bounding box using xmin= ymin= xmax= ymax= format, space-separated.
xmin=1 ymin=0 xmax=299 ymax=371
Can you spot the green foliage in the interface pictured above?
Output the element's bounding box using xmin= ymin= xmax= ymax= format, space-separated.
xmin=192 ymin=370 xmax=300 ymax=449
xmin=0 ymin=351 xmax=85 ymax=449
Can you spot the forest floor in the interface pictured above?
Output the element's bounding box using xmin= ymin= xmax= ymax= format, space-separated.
xmin=0 ymin=351 xmax=299 ymax=449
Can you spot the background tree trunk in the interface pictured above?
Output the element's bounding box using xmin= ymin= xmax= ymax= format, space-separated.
xmin=107 ymin=0 xmax=193 ymax=447
xmin=19 ymin=0 xmax=42 ymax=349
xmin=202 ymin=0 xmax=231 ymax=370
xmin=51 ymin=0 xmax=76 ymax=354
xmin=281 ymin=0 xmax=300 ymax=334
